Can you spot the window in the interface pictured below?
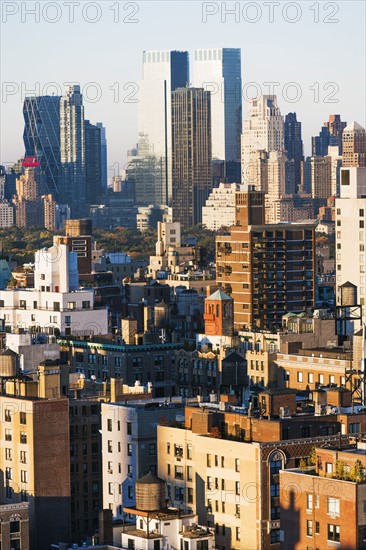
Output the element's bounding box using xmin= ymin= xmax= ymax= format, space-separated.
xmin=107 ymin=441 xmax=112 ymax=453
xmin=175 ymin=486 xmax=184 ymax=501
xmin=20 ymin=432 xmax=27 ymax=444
xmin=107 ymin=419 xmax=112 ymax=431
xmin=221 ymin=456 xmax=225 ymax=467
xmin=236 ymin=527 xmax=241 ymax=541
xmin=187 ymin=487 xmax=193 ymax=504
xmin=207 ymin=499 xmax=212 ymax=512
xmin=327 ymin=497 xmax=340 ymax=516
xmin=297 ymin=372 xmax=303 ymax=383
xmin=5 ymin=429 xmax=11 ymax=441
xmin=271 ymin=529 xmax=281 ymax=543
xmin=207 ymin=476 xmax=212 ymax=490
xmin=350 ymin=422 xmax=360 ymax=433
xmin=235 ymin=458 xmax=240 ymax=472
xmin=174 ymin=444 xmax=183 ymax=457
xmin=328 ymin=524 xmax=340 ymax=542
xmin=207 ymin=454 xmax=211 ymax=467
xmin=82 ymin=301 xmax=90 ymax=309
xmin=307 ymin=493 xmax=313 ymax=510
xmin=187 ymin=444 xmax=192 ymax=459
xmin=167 ymin=442 xmax=170 ymax=454
xmin=235 ymin=481 xmax=240 ymax=495
xmin=65 ymin=315 xmax=71 ymax=324
xmin=149 ymin=443 xmax=156 ymax=455
xmin=67 ymin=301 xmax=76 ymax=310
xmin=175 ymin=466 xmax=183 ymax=479
xmin=326 ymin=462 xmax=333 ymax=474
xmin=4 ymin=409 xmax=12 ymax=422
xmin=315 ymin=521 xmax=320 ymax=534
xmin=6 ymin=467 xmax=12 ymax=480
xmin=10 ymin=520 xmax=20 ymax=534
xmin=270 ymin=484 xmax=280 ymax=497
xmin=270 ymin=459 xmax=282 ymax=474
xmin=319 ymin=374 xmax=324 ymax=385
xmin=307 ymin=520 xmax=313 ymax=536
xmin=127 ymin=444 xmax=133 ymax=456
xmin=20 ymin=450 xmax=27 ymax=464
xmin=5 ymin=448 xmax=12 ymax=460
xmin=127 ymin=422 xmax=132 ymax=435
xmin=271 ymin=506 xmax=280 ymax=520
xmin=187 ymin=466 xmax=193 ymax=481
xmin=308 ymin=373 xmax=314 ymax=384
xmin=21 ymin=470 xmax=28 ymax=483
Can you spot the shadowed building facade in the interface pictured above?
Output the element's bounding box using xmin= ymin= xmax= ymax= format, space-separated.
xmin=171 ymin=87 xmax=212 ymax=229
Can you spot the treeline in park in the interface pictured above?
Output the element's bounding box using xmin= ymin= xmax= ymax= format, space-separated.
xmin=0 ymin=224 xmax=220 ymax=265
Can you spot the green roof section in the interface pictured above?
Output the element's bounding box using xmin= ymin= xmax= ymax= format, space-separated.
xmin=206 ymin=289 xmax=232 ymax=301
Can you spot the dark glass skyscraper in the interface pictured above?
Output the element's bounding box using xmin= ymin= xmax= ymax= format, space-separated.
xmin=284 ymin=112 xmax=304 ymax=192
xmin=85 ymin=120 xmax=102 ymax=206
xmin=171 ymin=87 xmax=212 ymax=229
xmin=96 ymin=122 xmax=108 ymax=191
xmin=23 ymin=95 xmax=61 ymax=198
xmin=60 ymin=85 xmax=86 ymax=217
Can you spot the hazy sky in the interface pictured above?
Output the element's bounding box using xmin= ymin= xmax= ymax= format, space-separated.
xmin=1 ymin=0 xmax=365 ymax=178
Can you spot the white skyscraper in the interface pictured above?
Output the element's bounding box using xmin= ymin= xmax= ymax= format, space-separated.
xmin=241 ymin=95 xmax=284 ymax=184
xmin=192 ymin=48 xmax=242 ymax=181
xmin=137 ymin=50 xmax=189 ymax=205
xmin=336 ymin=166 xmax=366 ymax=321
xmin=60 ymin=85 xmax=86 ymax=217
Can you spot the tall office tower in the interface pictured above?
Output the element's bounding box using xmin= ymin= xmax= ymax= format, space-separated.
xmin=309 ymin=156 xmax=332 ymax=199
xmin=96 ymin=122 xmax=108 ymax=191
xmin=0 ymin=166 xmax=14 ymax=228
xmin=84 ymin=120 xmax=102 ymax=205
xmin=342 ymin=121 xmax=366 ymax=167
xmin=0 ymin=165 xmax=5 ymax=198
xmin=171 ymin=87 xmax=212 ymax=230
xmin=192 ymin=48 xmax=242 ymax=182
xmin=328 ymin=145 xmax=343 ymax=196
xmin=284 ymin=112 xmax=304 ymax=192
xmin=60 ymin=85 xmax=86 ymax=217
xmin=126 ymin=133 xmax=164 ymax=206
xmin=312 ymin=126 xmax=330 ymax=157
xmin=216 ymin=190 xmax=315 ymax=330
xmin=325 ymin=114 xmax=347 ymax=149
xmin=23 ymin=95 xmax=61 ymax=198
xmin=241 ymin=95 xmax=284 ymax=183
xmin=336 ymin=166 xmax=366 ymax=322
xmin=14 ymin=158 xmax=42 ymax=227
xmin=312 ymin=115 xmax=347 ymax=157
xmin=138 ymin=50 xmax=189 ymax=205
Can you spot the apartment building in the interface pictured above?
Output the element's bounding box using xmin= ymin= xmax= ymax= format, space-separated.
xmin=0 ymin=502 xmax=29 ymax=550
xmin=0 ymin=244 xmax=108 ymax=337
xmin=0 ymin=364 xmax=70 ymax=550
xmin=101 ymin=395 xmax=184 ymax=521
xmin=280 ymin=441 xmax=366 ymax=549
xmin=216 ymin=189 xmax=315 ymax=331
xmin=157 ymin=403 xmax=350 ymax=550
